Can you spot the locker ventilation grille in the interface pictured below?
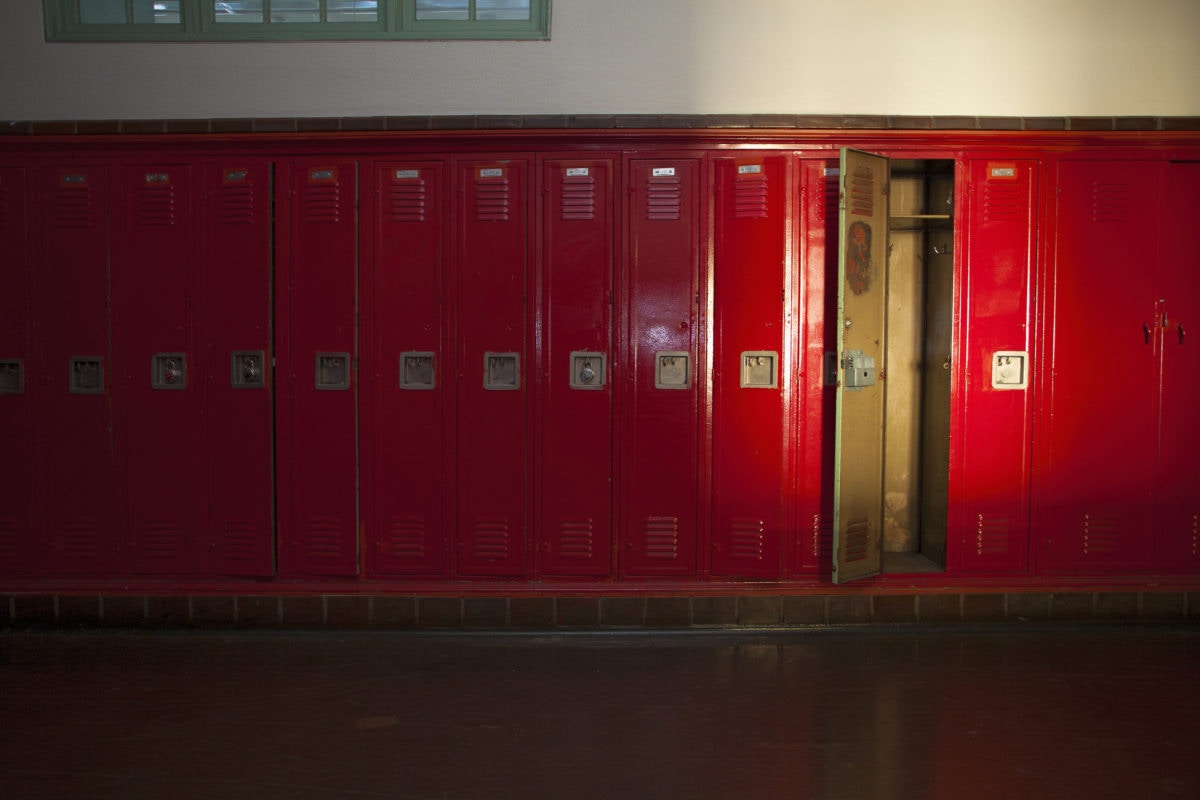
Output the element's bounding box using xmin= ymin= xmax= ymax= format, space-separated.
xmin=643 ymin=516 xmax=679 ymax=559
xmin=305 ymin=517 xmax=344 ymax=559
xmin=475 ymin=178 xmax=510 ymax=222
xmin=819 ymin=173 xmax=839 ymax=223
xmin=305 ymin=184 xmax=341 ymax=224
xmin=734 ymin=175 xmax=768 ymax=220
xmin=1082 ymin=513 xmax=1118 ymax=556
xmin=812 ymin=514 xmax=833 ymax=560
xmin=141 ymin=520 xmax=182 ymax=559
xmin=975 ymin=514 xmax=1011 ymax=556
xmin=390 ymin=179 xmax=427 ymax=223
xmin=844 ymin=519 xmax=870 ymax=562
xmin=0 ymin=520 xmax=15 ymax=559
xmin=61 ymin=519 xmax=100 ymax=560
xmin=556 ymin=520 xmax=594 ymax=559
xmin=472 ymin=518 xmax=510 ymax=560
xmin=222 ymin=521 xmax=260 ymax=561
xmin=983 ymin=181 xmax=1022 ymax=222
xmin=646 ymin=175 xmax=681 ymax=221
xmin=561 ymin=173 xmax=596 ymax=221
xmin=138 ymin=183 xmax=177 ymax=227
xmin=55 ymin=184 xmax=93 ymax=228
xmin=0 ymin=185 xmax=9 ymax=229
xmin=729 ymin=518 xmax=766 ymax=560
xmin=386 ymin=519 xmax=427 ymax=559
xmin=848 ymin=164 xmax=876 ymax=217
xmin=219 ymin=183 xmax=256 ymax=225
xmin=1090 ymin=182 xmax=1131 ymax=223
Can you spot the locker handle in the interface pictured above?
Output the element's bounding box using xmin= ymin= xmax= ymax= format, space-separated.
xmin=1143 ymin=322 xmax=1152 ymax=345
xmin=1180 ymin=323 xmax=1187 ymax=345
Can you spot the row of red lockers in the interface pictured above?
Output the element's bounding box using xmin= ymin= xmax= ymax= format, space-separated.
xmin=0 ymin=146 xmax=1196 ymax=584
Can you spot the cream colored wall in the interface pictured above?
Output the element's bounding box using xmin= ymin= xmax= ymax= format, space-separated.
xmin=3 ymin=0 xmax=1198 ymax=120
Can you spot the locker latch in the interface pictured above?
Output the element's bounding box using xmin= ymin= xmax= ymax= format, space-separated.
xmin=484 ymin=353 xmax=520 ymax=390
xmin=569 ymin=351 xmax=606 ymax=390
xmin=152 ymin=353 xmax=187 ymax=390
xmin=0 ymin=360 xmax=23 ymax=395
xmin=990 ymin=350 xmax=1028 ymax=390
xmin=842 ymin=350 xmax=875 ymax=391
xmin=400 ymin=352 xmax=436 ymax=390
xmin=740 ymin=351 xmax=778 ymax=389
xmin=315 ymin=353 xmax=351 ymax=390
xmin=231 ymin=351 xmax=265 ymax=389
xmin=654 ymin=351 xmax=691 ymax=389
xmin=69 ymin=357 xmax=104 ymax=394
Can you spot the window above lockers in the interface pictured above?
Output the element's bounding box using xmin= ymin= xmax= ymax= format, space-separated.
xmin=44 ymin=0 xmax=550 ymax=41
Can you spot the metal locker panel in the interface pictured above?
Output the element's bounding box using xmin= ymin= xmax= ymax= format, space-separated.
xmin=36 ymin=166 xmax=117 ymax=574
xmin=956 ymin=160 xmax=1037 ymax=573
xmin=1039 ymin=161 xmax=1161 ymax=572
xmin=456 ymin=159 xmax=530 ymax=577
xmin=710 ymin=155 xmax=788 ymax=578
xmin=368 ymin=161 xmax=448 ymax=576
xmin=277 ymin=160 xmax=360 ymax=577
xmin=1154 ymin=162 xmax=1200 ymax=572
xmin=114 ymin=165 xmax=205 ymax=575
xmin=538 ymin=157 xmax=614 ymax=577
xmin=205 ymin=161 xmax=274 ymax=577
xmin=832 ymin=149 xmax=888 ymax=584
xmin=621 ymin=157 xmax=702 ymax=577
xmin=0 ymin=167 xmax=33 ymax=574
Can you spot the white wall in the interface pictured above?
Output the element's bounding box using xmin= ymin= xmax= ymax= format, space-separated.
xmin=3 ymin=0 xmax=1199 ymax=120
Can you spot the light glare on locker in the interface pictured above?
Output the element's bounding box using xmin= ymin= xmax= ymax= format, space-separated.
xmin=400 ymin=352 xmax=435 ymax=390
xmin=991 ymin=350 xmax=1028 ymax=389
xmin=739 ymin=351 xmax=778 ymax=388
xmin=569 ymin=351 xmax=606 ymax=389
xmin=484 ymin=352 xmax=520 ymax=390
xmin=654 ymin=351 xmax=691 ymax=389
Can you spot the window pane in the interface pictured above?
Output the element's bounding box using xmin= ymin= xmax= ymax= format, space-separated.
xmin=328 ymin=0 xmax=377 ymax=22
xmin=416 ymin=0 xmax=469 ymax=21
xmin=132 ymin=1 xmax=181 ymax=23
xmin=272 ymin=0 xmax=319 ymax=22
xmin=214 ymin=1 xmax=264 ymax=23
xmin=477 ymin=0 xmax=529 ymax=21
xmin=80 ymin=0 xmax=127 ymax=23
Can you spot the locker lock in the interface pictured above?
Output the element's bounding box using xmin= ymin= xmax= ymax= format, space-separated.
xmin=152 ymin=353 xmax=187 ymax=390
xmin=232 ymin=351 xmax=266 ymax=389
xmin=569 ymin=351 xmax=606 ymax=390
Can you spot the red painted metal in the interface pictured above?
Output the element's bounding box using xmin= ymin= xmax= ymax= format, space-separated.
xmin=205 ymin=160 xmax=275 ymax=576
xmin=954 ymin=159 xmax=1037 ymax=573
xmin=35 ymin=165 xmax=117 ymax=575
xmin=620 ymin=156 xmax=703 ymax=576
xmin=276 ymin=159 xmax=360 ymax=577
xmin=0 ymin=167 xmax=32 ymax=574
xmin=537 ymin=156 xmax=616 ymax=577
xmin=454 ymin=158 xmax=530 ymax=577
xmin=710 ymin=153 xmax=789 ymax=577
xmin=366 ymin=160 xmax=450 ymax=576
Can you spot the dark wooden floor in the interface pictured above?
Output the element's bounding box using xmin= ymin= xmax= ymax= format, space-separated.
xmin=1 ymin=626 xmax=1197 ymax=799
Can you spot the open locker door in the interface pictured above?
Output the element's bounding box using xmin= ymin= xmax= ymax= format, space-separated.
xmin=832 ymin=148 xmax=889 ymax=583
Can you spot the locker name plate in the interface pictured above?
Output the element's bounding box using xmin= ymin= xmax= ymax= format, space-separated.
xmin=655 ymin=351 xmax=691 ymax=389
xmin=569 ymin=351 xmax=606 ymax=390
xmin=400 ymin=352 xmax=436 ymax=390
xmin=231 ymin=351 xmax=265 ymax=389
xmin=315 ymin=353 xmax=351 ymax=390
xmin=484 ymin=352 xmax=520 ymax=390
xmin=151 ymin=353 xmax=187 ymax=390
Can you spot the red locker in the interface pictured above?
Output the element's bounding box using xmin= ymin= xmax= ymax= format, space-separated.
xmin=35 ymin=166 xmax=117 ymax=574
xmin=205 ymin=161 xmax=274 ymax=576
xmin=794 ymin=159 xmax=839 ymax=575
xmin=537 ymin=157 xmax=615 ymax=577
xmin=710 ymin=154 xmax=788 ymax=578
xmin=114 ymin=164 xmax=205 ymax=574
xmin=276 ymin=160 xmax=360 ymax=577
xmin=955 ymin=160 xmax=1037 ymax=573
xmin=620 ymin=157 xmax=703 ymax=577
xmin=1154 ymin=162 xmax=1200 ymax=572
xmin=367 ymin=161 xmax=449 ymax=576
xmin=455 ymin=159 xmax=530 ymax=577
xmin=0 ymin=167 xmax=32 ymax=574
xmin=1039 ymin=161 xmax=1161 ymax=572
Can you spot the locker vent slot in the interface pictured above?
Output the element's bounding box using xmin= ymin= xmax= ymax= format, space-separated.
xmin=62 ymin=519 xmax=100 ymax=560
xmin=848 ymin=164 xmax=876 ymax=217
xmin=471 ymin=518 xmax=510 ymax=561
xmin=975 ymin=514 xmax=1011 ymax=556
xmin=818 ymin=172 xmax=839 ymax=223
xmin=221 ymin=521 xmax=260 ymax=562
xmin=474 ymin=178 xmax=510 ymax=222
xmin=55 ymin=184 xmax=94 ymax=228
xmin=141 ymin=520 xmax=182 ymax=559
xmin=1192 ymin=514 xmax=1199 ymax=557
xmin=1090 ymin=182 xmax=1131 ymax=223
xmin=219 ymin=182 xmax=256 ymax=225
xmin=646 ymin=174 xmax=681 ymax=221
xmin=643 ymin=516 xmax=679 ymax=560
xmin=386 ymin=519 xmax=427 ymax=559
xmin=812 ymin=514 xmax=833 ymax=560
xmin=733 ymin=174 xmax=768 ymax=219
xmin=983 ymin=181 xmax=1022 ymax=222
xmin=305 ymin=517 xmax=344 ymax=559
xmin=137 ymin=180 xmax=177 ymax=226
xmin=0 ymin=184 xmax=8 ymax=229
xmin=0 ymin=520 xmax=15 ymax=560
xmin=556 ymin=520 xmax=594 ymax=560
xmin=729 ymin=518 xmax=766 ymax=560
xmin=305 ymin=183 xmax=341 ymax=224
xmin=843 ymin=519 xmax=870 ymax=562
xmin=390 ymin=177 xmax=427 ymax=223
xmin=1082 ymin=513 xmax=1118 ymax=555
xmin=560 ymin=173 xmax=596 ymax=221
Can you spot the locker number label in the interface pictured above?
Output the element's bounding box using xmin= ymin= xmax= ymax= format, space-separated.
xmin=652 ymin=167 xmax=676 ymax=177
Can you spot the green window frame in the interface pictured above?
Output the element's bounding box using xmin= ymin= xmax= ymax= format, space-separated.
xmin=44 ymin=0 xmax=551 ymax=41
